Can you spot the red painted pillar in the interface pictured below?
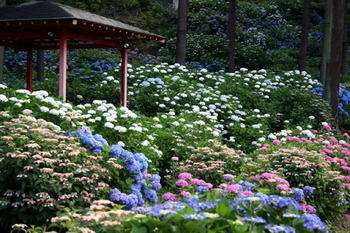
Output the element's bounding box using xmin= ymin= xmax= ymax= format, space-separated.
xmin=26 ymin=49 xmax=33 ymax=92
xmin=59 ymin=26 xmax=67 ymax=101
xmin=120 ymin=44 xmax=128 ymax=107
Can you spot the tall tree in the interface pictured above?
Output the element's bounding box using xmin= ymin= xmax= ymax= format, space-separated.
xmin=298 ymin=0 xmax=311 ymax=71
xmin=175 ymin=0 xmax=188 ymax=65
xmin=0 ymin=0 xmax=5 ymax=84
xmin=320 ymin=0 xmax=332 ymax=86
xmin=341 ymin=0 xmax=348 ymax=75
xmin=228 ymin=0 xmax=237 ymax=73
xmin=322 ymin=0 xmax=346 ymax=130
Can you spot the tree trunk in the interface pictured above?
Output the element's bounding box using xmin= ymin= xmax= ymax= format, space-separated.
xmin=228 ymin=0 xmax=236 ymax=73
xmin=341 ymin=0 xmax=348 ymax=75
xmin=175 ymin=0 xmax=188 ymax=65
xmin=298 ymin=0 xmax=311 ymax=71
xmin=320 ymin=0 xmax=332 ymax=90
xmin=325 ymin=0 xmax=346 ymax=130
xmin=0 ymin=0 xmax=5 ymax=84
xmin=37 ymin=50 xmax=45 ymax=82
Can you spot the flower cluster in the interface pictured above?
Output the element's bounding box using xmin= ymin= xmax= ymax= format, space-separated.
xmin=72 ymin=126 xmax=161 ymax=209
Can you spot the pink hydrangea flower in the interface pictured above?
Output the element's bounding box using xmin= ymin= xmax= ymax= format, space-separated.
xmin=227 ymin=184 xmax=240 ymax=193
xmin=323 ymin=125 xmax=331 ymax=130
xmin=193 ymin=179 xmax=206 ymax=186
xmin=205 ymin=183 xmax=213 ymax=189
xmin=344 ymin=183 xmax=350 ymax=188
xmin=238 ymin=191 xmax=254 ymax=197
xmin=181 ymin=191 xmax=191 ymax=198
xmin=260 ymin=173 xmax=278 ymax=180
xmin=345 ymin=214 xmax=350 ymax=220
xmin=175 ymin=179 xmax=189 ymax=187
xmin=273 ymin=140 xmax=281 ymax=145
xmin=329 ymin=138 xmax=338 ymax=144
xmin=171 ymin=157 xmax=179 ymax=161
xmin=162 ymin=192 xmax=178 ymax=201
xmin=305 ymin=205 xmax=316 ymax=213
xmin=178 ymin=172 xmax=192 ymax=180
xmin=276 ymin=184 xmax=290 ymax=192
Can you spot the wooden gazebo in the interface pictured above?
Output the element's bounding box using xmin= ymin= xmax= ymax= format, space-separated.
xmin=0 ymin=0 xmax=165 ymax=106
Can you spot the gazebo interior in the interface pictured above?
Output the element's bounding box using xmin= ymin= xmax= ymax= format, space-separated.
xmin=0 ymin=0 xmax=165 ymax=106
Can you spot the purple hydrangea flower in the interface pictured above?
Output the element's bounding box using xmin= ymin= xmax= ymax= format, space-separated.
xmin=110 ymin=188 xmax=122 ymax=202
xmin=77 ymin=126 xmax=92 ymax=137
xmin=303 ymin=186 xmax=314 ymax=195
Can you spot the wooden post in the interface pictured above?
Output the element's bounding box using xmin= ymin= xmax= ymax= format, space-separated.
xmin=120 ymin=43 xmax=128 ymax=107
xmin=26 ymin=49 xmax=33 ymax=92
xmin=59 ymin=26 xmax=67 ymax=101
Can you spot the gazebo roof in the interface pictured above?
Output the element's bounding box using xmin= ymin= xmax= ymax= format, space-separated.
xmin=0 ymin=0 xmax=165 ymax=50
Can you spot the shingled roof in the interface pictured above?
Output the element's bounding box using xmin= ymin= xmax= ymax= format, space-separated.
xmin=0 ymin=0 xmax=165 ymax=50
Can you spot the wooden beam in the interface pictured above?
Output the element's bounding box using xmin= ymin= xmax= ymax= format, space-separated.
xmin=26 ymin=49 xmax=33 ymax=92
xmin=67 ymin=32 xmax=120 ymax=47
xmin=0 ymin=32 xmax=48 ymax=39
xmin=59 ymin=26 xmax=67 ymax=101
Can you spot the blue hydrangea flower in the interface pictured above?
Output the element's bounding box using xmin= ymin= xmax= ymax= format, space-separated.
xmin=130 ymin=186 xmax=145 ymax=207
xmin=302 ymin=213 xmax=328 ymax=231
xmin=264 ymin=224 xmax=296 ymax=233
xmin=255 ymin=192 xmax=270 ymax=204
xmin=241 ymin=181 xmax=254 ymax=191
xmin=241 ymin=216 xmax=266 ymax=224
xmin=143 ymin=188 xmax=158 ymax=203
xmin=150 ymin=174 xmax=161 ymax=182
xmin=110 ymin=144 xmax=124 ymax=159
xmin=303 ymin=186 xmax=314 ymax=195
xmin=293 ymin=188 xmax=304 ymax=201
xmin=184 ymin=212 xmax=207 ymax=220
xmin=134 ymin=153 xmax=148 ymax=172
xmin=126 ymin=158 xmax=141 ymax=173
xmin=151 ymin=181 xmax=162 ymax=190
xmin=77 ymin=126 xmax=92 ymax=137
xmin=197 ymin=186 xmax=209 ymax=194
xmin=92 ymin=148 xmax=102 ymax=153
xmin=93 ymin=134 xmax=109 ymax=146
xmin=122 ymin=151 xmax=134 ymax=162
xmin=81 ymin=135 xmax=102 ymax=149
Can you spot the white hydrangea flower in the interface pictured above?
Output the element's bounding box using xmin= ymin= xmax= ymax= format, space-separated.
xmin=114 ymin=126 xmax=127 ymax=133
xmin=0 ymin=94 xmax=8 ymax=102
xmin=118 ymin=141 xmax=125 ymax=147
xmin=97 ymin=105 xmax=107 ymax=112
xmin=104 ymin=122 xmax=114 ymax=128
xmin=49 ymin=109 xmax=59 ymax=115
xmin=40 ymin=106 xmax=49 ymax=112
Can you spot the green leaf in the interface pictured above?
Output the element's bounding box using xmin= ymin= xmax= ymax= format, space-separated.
xmin=216 ymin=198 xmax=231 ymax=217
xmin=130 ymin=222 xmax=148 ymax=233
